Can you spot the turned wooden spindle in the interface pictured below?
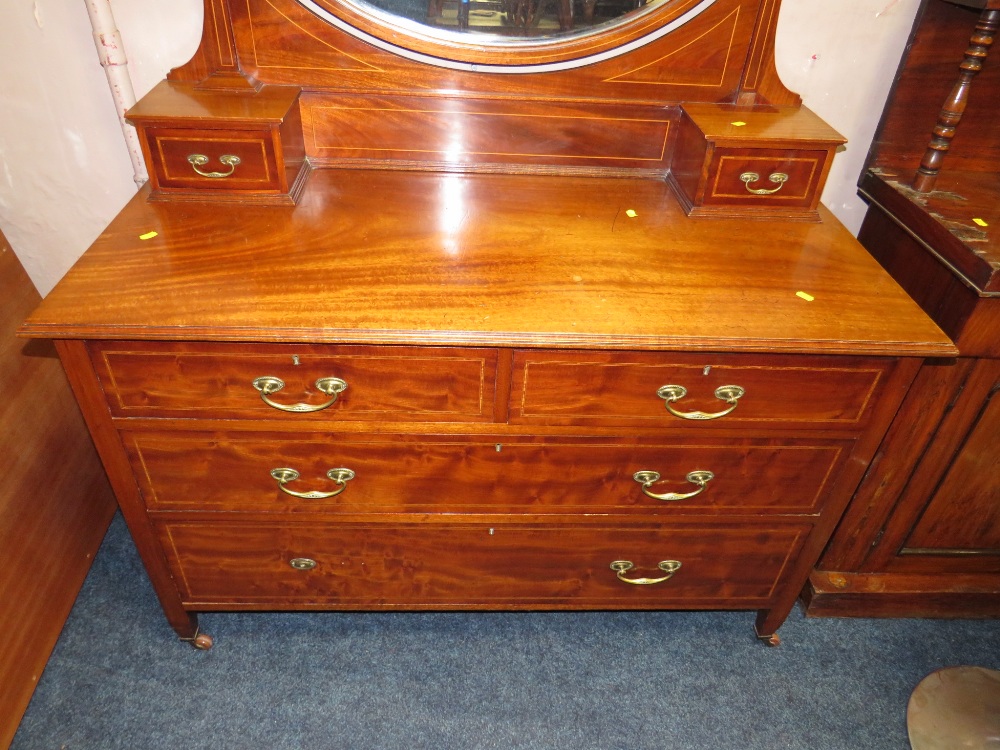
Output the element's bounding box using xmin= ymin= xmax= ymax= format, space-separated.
xmin=912 ymin=6 xmax=1000 ymax=193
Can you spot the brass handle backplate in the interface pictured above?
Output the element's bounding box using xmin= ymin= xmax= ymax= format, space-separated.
xmin=610 ymin=560 xmax=681 ymax=585
xmin=739 ymin=171 xmax=789 ymax=195
xmin=271 ymin=467 xmax=355 ymax=499
xmin=252 ymin=376 xmax=348 ymax=413
xmin=289 ymin=557 xmax=317 ymax=571
xmin=657 ymin=384 xmax=745 ymax=421
xmin=633 ymin=469 xmax=714 ymax=502
xmin=187 ymin=153 xmax=241 ymax=178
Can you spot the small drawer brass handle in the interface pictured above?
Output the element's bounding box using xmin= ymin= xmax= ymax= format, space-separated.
xmin=657 ymin=384 xmax=745 ymax=420
xmin=289 ymin=557 xmax=317 ymax=571
xmin=252 ymin=376 xmax=348 ymax=413
xmin=739 ymin=171 xmax=789 ymax=195
xmin=610 ymin=560 xmax=682 ymax=585
xmin=271 ymin=467 xmax=355 ymax=499
xmin=187 ymin=153 xmax=241 ymax=178
xmin=633 ymin=470 xmax=714 ymax=501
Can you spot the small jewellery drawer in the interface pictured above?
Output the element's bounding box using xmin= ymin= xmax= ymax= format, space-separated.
xmin=157 ymin=520 xmax=810 ymax=606
xmin=670 ymin=103 xmax=844 ymax=219
xmin=146 ymin=127 xmax=285 ymax=192
xmin=90 ymin=342 xmax=499 ymax=422
xmin=511 ymin=351 xmax=891 ymax=430
xmin=127 ymin=81 xmax=307 ymax=204
xmin=126 ymin=432 xmax=852 ymax=515
xmin=704 ymin=149 xmax=826 ymax=209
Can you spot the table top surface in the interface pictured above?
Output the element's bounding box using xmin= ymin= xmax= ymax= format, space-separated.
xmin=22 ymin=168 xmax=955 ymax=357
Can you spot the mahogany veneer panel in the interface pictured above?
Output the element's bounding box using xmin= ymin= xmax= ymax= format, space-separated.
xmin=0 ymin=234 xmax=116 ymax=748
xmin=22 ymin=170 xmax=952 ymax=356
xmin=511 ymin=350 xmax=892 ymax=429
xmin=91 ymin=341 xmax=499 ymax=422
xmin=126 ymin=431 xmax=850 ymax=515
xmin=159 ymin=520 xmax=810 ymax=606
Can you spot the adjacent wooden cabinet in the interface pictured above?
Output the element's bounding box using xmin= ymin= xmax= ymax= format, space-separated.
xmin=805 ymin=0 xmax=1000 ymax=618
xmin=0 ymin=230 xmax=116 ymax=748
xmin=20 ymin=0 xmax=956 ymax=648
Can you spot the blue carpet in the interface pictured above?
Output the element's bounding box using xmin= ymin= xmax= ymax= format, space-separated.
xmin=12 ymin=514 xmax=999 ymax=749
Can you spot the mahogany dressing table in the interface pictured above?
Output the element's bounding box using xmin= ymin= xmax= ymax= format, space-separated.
xmin=21 ymin=0 xmax=954 ymax=648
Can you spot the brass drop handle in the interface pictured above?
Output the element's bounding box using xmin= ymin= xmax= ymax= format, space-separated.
xmin=252 ymin=376 xmax=348 ymax=413
xmin=610 ymin=560 xmax=681 ymax=585
xmin=289 ymin=557 xmax=317 ymax=571
xmin=271 ymin=467 xmax=355 ymax=499
xmin=633 ymin=470 xmax=714 ymax=501
xmin=657 ymin=384 xmax=745 ymax=421
xmin=739 ymin=171 xmax=789 ymax=195
xmin=187 ymin=153 xmax=241 ymax=178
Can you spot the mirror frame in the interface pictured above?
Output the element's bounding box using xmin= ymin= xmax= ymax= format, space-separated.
xmin=299 ymin=0 xmax=719 ymax=68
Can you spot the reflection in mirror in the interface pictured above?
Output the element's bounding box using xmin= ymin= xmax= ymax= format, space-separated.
xmin=359 ymin=0 xmax=670 ymax=38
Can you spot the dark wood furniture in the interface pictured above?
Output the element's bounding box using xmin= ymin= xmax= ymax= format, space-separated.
xmin=805 ymin=0 xmax=1000 ymax=618
xmin=0 ymin=229 xmax=117 ymax=749
xmin=20 ymin=0 xmax=954 ymax=649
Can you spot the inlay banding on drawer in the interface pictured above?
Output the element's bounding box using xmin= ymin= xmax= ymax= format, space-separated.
xmin=126 ymin=432 xmax=851 ymax=515
xmin=158 ymin=521 xmax=810 ymax=606
xmin=90 ymin=342 xmax=499 ymax=421
xmin=511 ymin=351 xmax=890 ymax=429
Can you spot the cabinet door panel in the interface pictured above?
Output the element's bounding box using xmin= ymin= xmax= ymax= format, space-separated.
xmin=904 ymin=389 xmax=1000 ymax=552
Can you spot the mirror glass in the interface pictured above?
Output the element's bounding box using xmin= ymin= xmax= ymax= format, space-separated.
xmin=356 ymin=0 xmax=672 ymax=38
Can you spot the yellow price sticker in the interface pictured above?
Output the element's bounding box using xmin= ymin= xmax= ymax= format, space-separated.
xmin=796 ymin=291 xmax=815 ymax=302
xmin=973 ymin=218 xmax=989 ymax=227
xmin=625 ymin=209 xmax=637 ymax=218
xmin=731 ymin=121 xmax=747 ymax=127
xmin=139 ymin=231 xmax=158 ymax=240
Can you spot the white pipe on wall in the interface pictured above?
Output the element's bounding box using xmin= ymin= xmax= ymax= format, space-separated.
xmin=83 ymin=0 xmax=147 ymax=187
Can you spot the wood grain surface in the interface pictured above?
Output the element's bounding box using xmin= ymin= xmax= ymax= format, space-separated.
xmin=0 ymin=233 xmax=116 ymax=749
xmin=21 ymin=169 xmax=953 ymax=357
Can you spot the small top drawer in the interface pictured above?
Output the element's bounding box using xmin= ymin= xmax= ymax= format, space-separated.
xmin=670 ymin=103 xmax=844 ymax=220
xmin=89 ymin=341 xmax=499 ymax=422
xmin=510 ymin=350 xmax=892 ymax=430
xmin=146 ymin=127 xmax=284 ymax=193
xmin=127 ymin=82 xmax=308 ymax=205
xmin=705 ymin=148 xmax=827 ymax=208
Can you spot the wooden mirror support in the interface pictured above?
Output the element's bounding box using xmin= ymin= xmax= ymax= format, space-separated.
xmin=20 ymin=0 xmax=955 ymax=649
xmin=124 ymin=0 xmax=854 ymax=218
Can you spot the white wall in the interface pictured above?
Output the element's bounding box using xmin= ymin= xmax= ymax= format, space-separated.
xmin=0 ymin=0 xmax=920 ymax=296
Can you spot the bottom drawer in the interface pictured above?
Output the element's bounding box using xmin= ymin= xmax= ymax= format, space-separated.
xmin=159 ymin=521 xmax=810 ymax=607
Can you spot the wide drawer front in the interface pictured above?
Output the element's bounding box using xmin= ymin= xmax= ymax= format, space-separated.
xmin=127 ymin=432 xmax=851 ymax=515
xmin=90 ymin=342 xmax=498 ymax=422
xmin=158 ymin=521 xmax=810 ymax=606
xmin=511 ymin=351 xmax=891 ymax=429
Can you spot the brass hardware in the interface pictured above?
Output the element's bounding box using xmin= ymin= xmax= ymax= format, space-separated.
xmin=270 ymin=467 xmax=355 ymax=499
xmin=633 ymin=469 xmax=714 ymax=501
xmin=289 ymin=557 xmax=317 ymax=571
xmin=739 ymin=171 xmax=789 ymax=195
xmin=657 ymin=384 xmax=745 ymax=420
xmin=252 ymin=376 xmax=347 ymax=413
xmin=610 ymin=560 xmax=682 ymax=585
xmin=187 ymin=153 xmax=241 ymax=178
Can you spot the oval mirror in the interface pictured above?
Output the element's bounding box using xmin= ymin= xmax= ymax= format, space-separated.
xmin=298 ymin=0 xmax=718 ymax=70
